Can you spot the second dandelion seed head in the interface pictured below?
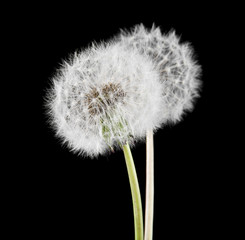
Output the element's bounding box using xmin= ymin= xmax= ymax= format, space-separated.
xmin=118 ymin=24 xmax=202 ymax=123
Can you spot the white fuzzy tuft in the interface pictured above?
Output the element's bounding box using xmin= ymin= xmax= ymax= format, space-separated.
xmin=46 ymin=42 xmax=164 ymax=158
xmin=118 ymin=24 xmax=202 ymax=123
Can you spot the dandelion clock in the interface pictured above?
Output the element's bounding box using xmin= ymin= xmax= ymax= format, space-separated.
xmin=46 ymin=41 xmax=164 ymax=240
xmin=117 ymin=24 xmax=202 ymax=240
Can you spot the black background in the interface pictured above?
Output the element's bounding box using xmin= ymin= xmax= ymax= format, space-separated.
xmin=5 ymin=2 xmax=239 ymax=239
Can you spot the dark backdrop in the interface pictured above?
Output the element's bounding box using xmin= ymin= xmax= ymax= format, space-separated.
xmin=6 ymin=2 xmax=237 ymax=239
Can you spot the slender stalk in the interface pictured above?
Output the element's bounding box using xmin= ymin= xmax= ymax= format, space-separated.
xmin=144 ymin=129 xmax=154 ymax=240
xmin=123 ymin=142 xmax=144 ymax=240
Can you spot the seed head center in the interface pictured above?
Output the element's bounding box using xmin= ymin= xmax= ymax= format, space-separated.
xmin=85 ymin=82 xmax=125 ymax=116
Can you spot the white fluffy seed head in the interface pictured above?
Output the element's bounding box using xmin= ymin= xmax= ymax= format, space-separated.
xmin=118 ymin=24 xmax=202 ymax=123
xmin=46 ymin=42 xmax=164 ymax=158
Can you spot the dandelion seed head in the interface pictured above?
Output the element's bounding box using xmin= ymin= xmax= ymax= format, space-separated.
xmin=46 ymin=42 xmax=163 ymax=157
xmin=118 ymin=24 xmax=202 ymax=123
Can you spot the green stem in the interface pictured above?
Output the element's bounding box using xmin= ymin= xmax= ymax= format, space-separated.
xmin=123 ymin=142 xmax=144 ymax=240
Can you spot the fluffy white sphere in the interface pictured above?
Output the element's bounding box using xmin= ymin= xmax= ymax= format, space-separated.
xmin=118 ymin=24 xmax=202 ymax=123
xmin=46 ymin=42 xmax=164 ymax=157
